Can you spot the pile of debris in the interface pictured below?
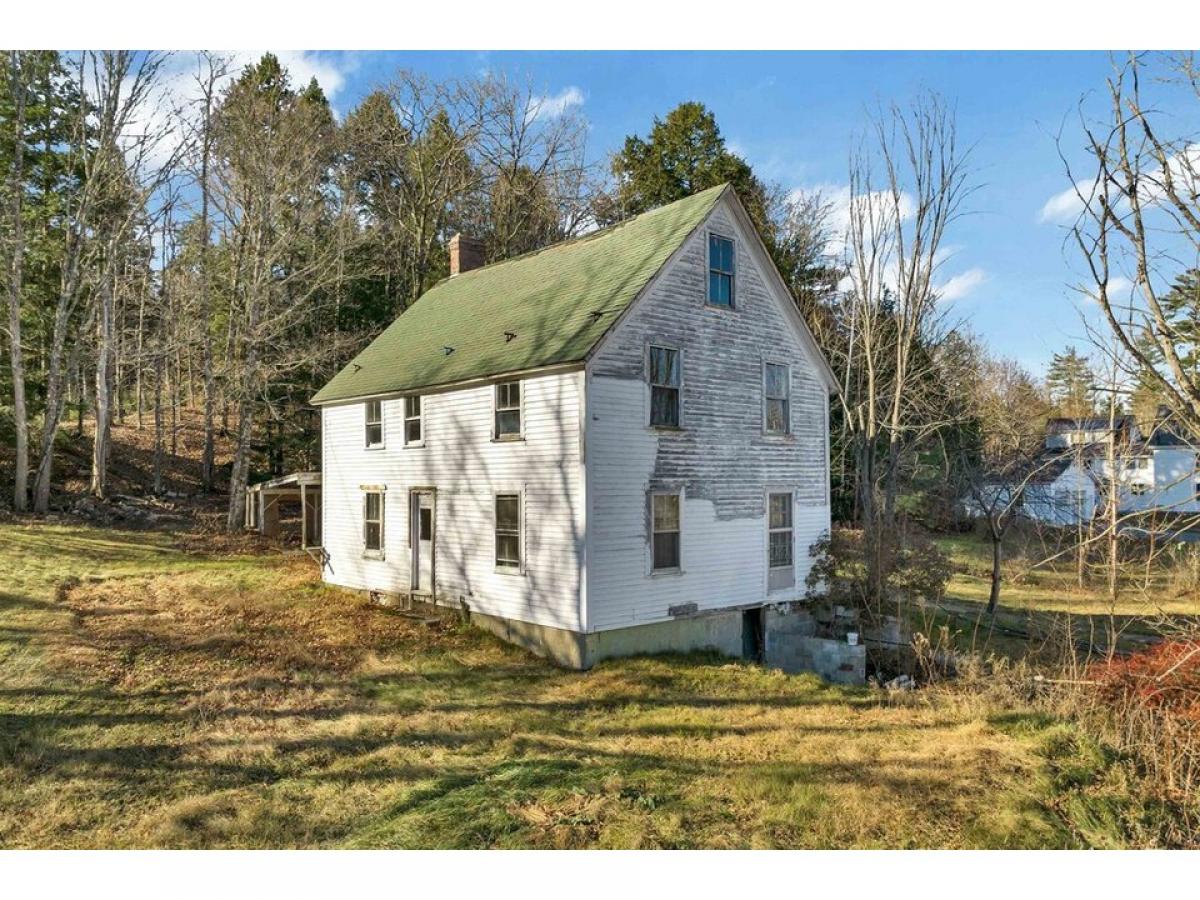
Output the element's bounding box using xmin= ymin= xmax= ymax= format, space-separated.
xmin=70 ymin=492 xmax=190 ymax=528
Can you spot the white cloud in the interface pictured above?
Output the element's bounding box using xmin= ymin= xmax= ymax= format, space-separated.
xmin=790 ymin=182 xmax=915 ymax=259
xmin=1039 ymin=144 xmax=1200 ymax=225
xmin=119 ymin=50 xmax=352 ymax=175
xmin=530 ymin=86 xmax=584 ymax=120
xmin=1037 ymin=180 xmax=1089 ymax=224
xmin=936 ymin=267 xmax=987 ymax=302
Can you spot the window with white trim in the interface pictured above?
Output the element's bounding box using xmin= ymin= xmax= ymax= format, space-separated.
xmin=1130 ymin=483 xmax=1149 ymax=496
xmin=768 ymin=492 xmax=794 ymax=570
xmin=764 ymin=363 xmax=791 ymax=435
xmin=494 ymin=381 xmax=522 ymax=438
xmin=495 ymin=493 xmax=522 ymax=570
xmin=365 ymin=399 xmax=383 ymax=448
xmin=649 ymin=345 xmax=681 ymax=427
xmin=708 ymin=234 xmax=735 ymax=307
xmin=651 ymin=492 xmax=681 ymax=572
xmin=404 ymin=396 xmax=422 ymax=445
xmin=363 ymin=490 xmax=384 ymax=555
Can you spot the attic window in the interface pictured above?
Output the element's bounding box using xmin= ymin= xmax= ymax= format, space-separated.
xmin=708 ymin=234 xmax=735 ymax=307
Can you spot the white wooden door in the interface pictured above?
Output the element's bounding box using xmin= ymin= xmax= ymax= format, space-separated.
xmin=411 ymin=491 xmax=434 ymax=594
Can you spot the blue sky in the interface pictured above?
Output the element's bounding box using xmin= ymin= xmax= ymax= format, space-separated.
xmin=271 ymin=50 xmax=1170 ymax=374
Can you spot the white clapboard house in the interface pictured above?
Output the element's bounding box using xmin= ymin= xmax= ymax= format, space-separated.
xmin=310 ymin=184 xmax=837 ymax=668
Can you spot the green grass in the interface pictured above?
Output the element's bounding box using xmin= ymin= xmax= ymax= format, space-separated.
xmin=0 ymin=520 xmax=1153 ymax=848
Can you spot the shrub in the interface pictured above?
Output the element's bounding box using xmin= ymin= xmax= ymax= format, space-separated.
xmin=806 ymin=526 xmax=951 ymax=607
xmin=1079 ymin=638 xmax=1200 ymax=838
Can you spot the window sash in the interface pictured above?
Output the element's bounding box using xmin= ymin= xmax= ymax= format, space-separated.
xmin=363 ymin=492 xmax=384 ymax=552
xmin=708 ymin=235 xmax=735 ymax=306
xmin=495 ymin=382 xmax=522 ymax=436
xmin=495 ymin=494 xmax=521 ymax=568
xmin=649 ymin=346 xmax=680 ymax=427
xmin=365 ymin=400 xmax=383 ymax=447
xmin=768 ymin=492 xmax=793 ymax=569
xmin=404 ymin=396 xmax=422 ymax=444
xmin=764 ymin=364 xmax=791 ymax=434
xmin=651 ymin=493 xmax=681 ymax=571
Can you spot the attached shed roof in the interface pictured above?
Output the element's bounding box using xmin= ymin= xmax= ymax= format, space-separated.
xmin=311 ymin=184 xmax=729 ymax=405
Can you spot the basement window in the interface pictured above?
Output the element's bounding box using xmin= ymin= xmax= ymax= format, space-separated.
xmin=494 ymin=381 xmax=522 ymax=439
xmin=404 ymin=396 xmax=423 ymax=446
xmin=764 ymin=363 xmax=791 ymax=435
xmin=495 ymin=493 xmax=522 ymax=571
xmin=649 ymin=345 xmax=681 ymax=428
xmin=363 ymin=490 xmax=385 ymax=557
xmin=365 ymin=399 xmax=384 ymax=448
xmin=650 ymin=492 xmax=681 ymax=572
xmin=708 ymin=234 xmax=735 ymax=307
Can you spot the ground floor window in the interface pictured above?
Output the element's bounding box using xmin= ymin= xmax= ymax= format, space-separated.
xmin=495 ymin=493 xmax=522 ymax=570
xmin=768 ymin=493 xmax=794 ymax=568
xmin=363 ymin=490 xmax=385 ymax=555
xmin=651 ymin=492 xmax=681 ymax=571
xmin=767 ymin=492 xmax=795 ymax=591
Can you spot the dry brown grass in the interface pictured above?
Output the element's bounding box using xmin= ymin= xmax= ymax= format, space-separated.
xmin=0 ymin=522 xmax=1160 ymax=848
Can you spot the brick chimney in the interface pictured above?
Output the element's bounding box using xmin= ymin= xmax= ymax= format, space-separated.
xmin=449 ymin=233 xmax=485 ymax=276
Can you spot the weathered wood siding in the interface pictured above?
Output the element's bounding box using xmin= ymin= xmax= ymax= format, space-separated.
xmin=584 ymin=196 xmax=832 ymax=632
xmin=320 ymin=369 xmax=586 ymax=631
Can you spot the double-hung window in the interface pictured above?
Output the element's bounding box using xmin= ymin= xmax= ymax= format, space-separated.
xmin=649 ymin=345 xmax=681 ymax=427
xmin=404 ymin=396 xmax=422 ymax=446
xmin=495 ymin=493 xmax=522 ymax=571
xmin=363 ymin=490 xmax=385 ymax=556
xmin=495 ymin=381 xmax=522 ymax=439
xmin=764 ymin=363 xmax=791 ymax=435
xmin=767 ymin=492 xmax=794 ymax=590
xmin=365 ymin=399 xmax=384 ymax=448
xmin=708 ymin=234 xmax=735 ymax=307
xmin=650 ymin=492 xmax=681 ymax=572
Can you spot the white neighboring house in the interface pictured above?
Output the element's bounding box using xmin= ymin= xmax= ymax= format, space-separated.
xmin=1014 ymin=414 xmax=1200 ymax=527
xmin=309 ymin=185 xmax=838 ymax=669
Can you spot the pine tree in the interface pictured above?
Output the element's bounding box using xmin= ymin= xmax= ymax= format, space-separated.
xmin=1045 ymin=346 xmax=1097 ymax=418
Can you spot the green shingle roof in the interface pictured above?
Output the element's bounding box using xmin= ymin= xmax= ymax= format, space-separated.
xmin=311 ymin=184 xmax=728 ymax=405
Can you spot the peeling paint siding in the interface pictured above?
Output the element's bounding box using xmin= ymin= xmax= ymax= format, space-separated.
xmin=320 ymin=370 xmax=585 ymax=631
xmin=585 ymin=198 xmax=832 ymax=632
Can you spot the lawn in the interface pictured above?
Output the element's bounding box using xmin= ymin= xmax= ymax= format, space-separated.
xmin=0 ymin=520 xmax=1158 ymax=848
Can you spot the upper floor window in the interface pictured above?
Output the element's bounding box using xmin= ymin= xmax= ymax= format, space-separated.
xmin=764 ymin=363 xmax=791 ymax=435
xmin=494 ymin=381 xmax=522 ymax=439
xmin=363 ymin=490 xmax=385 ymax=556
xmin=495 ymin=493 xmax=522 ymax=571
xmin=651 ymin=491 xmax=681 ymax=572
xmin=404 ymin=396 xmax=423 ymax=446
xmin=708 ymin=234 xmax=735 ymax=307
xmin=365 ymin=399 xmax=384 ymax=448
xmin=649 ymin=345 xmax=681 ymax=428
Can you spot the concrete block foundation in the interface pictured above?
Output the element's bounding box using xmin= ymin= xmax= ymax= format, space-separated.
xmin=467 ymin=602 xmax=865 ymax=685
xmin=469 ymin=608 xmax=745 ymax=670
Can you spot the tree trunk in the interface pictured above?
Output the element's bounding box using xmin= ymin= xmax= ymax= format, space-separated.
xmin=153 ymin=341 xmax=164 ymax=496
xmin=4 ymin=52 xmax=29 ymax=512
xmin=987 ymin=528 xmax=1002 ymax=616
xmin=33 ymin=296 xmax=75 ymax=513
xmin=90 ymin=258 xmax=116 ymax=499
